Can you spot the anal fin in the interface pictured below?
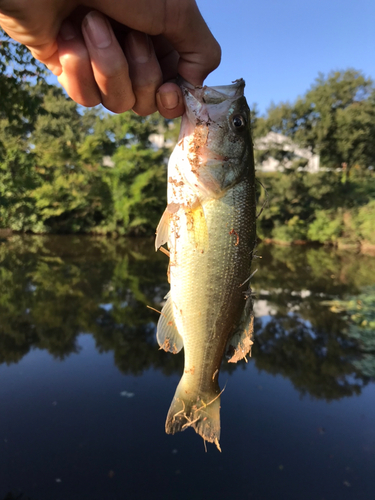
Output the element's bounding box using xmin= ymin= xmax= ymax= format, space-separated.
xmin=156 ymin=292 xmax=183 ymax=354
xmin=226 ymin=296 xmax=254 ymax=363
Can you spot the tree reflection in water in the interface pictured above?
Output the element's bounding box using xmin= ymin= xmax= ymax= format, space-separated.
xmin=0 ymin=235 xmax=374 ymax=399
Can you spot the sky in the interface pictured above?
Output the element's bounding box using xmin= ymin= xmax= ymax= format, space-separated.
xmin=198 ymin=0 xmax=375 ymax=114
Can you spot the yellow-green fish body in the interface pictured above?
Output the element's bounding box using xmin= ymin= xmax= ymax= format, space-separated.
xmin=155 ymin=79 xmax=256 ymax=450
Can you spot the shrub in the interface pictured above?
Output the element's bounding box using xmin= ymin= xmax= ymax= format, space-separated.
xmin=355 ymin=200 xmax=375 ymax=245
xmin=307 ymin=210 xmax=343 ymax=244
xmin=271 ymin=216 xmax=308 ymax=243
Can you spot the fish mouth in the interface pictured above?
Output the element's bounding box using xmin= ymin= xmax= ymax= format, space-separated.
xmin=178 ymin=77 xmax=245 ymax=105
xmin=178 ymin=78 xmax=246 ymax=137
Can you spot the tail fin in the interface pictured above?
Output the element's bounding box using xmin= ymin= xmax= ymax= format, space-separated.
xmin=165 ymin=376 xmax=222 ymax=451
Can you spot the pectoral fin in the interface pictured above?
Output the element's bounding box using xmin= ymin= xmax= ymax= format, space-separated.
xmin=156 ymin=292 xmax=183 ymax=354
xmin=226 ymin=297 xmax=254 ymax=363
xmin=155 ymin=208 xmax=170 ymax=251
xmin=155 ymin=203 xmax=180 ymax=250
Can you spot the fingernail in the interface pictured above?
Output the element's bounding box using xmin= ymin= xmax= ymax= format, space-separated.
xmin=84 ymin=11 xmax=112 ymax=49
xmin=127 ymin=31 xmax=151 ymax=63
xmin=60 ymin=20 xmax=76 ymax=41
xmin=157 ymin=91 xmax=179 ymax=110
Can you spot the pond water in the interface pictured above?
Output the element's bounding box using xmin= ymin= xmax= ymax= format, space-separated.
xmin=0 ymin=235 xmax=374 ymax=500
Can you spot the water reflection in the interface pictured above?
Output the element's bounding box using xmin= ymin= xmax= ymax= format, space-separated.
xmin=0 ymin=235 xmax=374 ymax=400
xmin=251 ymin=245 xmax=375 ymax=400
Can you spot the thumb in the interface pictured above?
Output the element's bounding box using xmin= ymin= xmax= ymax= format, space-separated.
xmin=162 ymin=0 xmax=221 ymax=85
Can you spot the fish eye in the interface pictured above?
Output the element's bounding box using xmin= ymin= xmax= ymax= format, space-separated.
xmin=232 ymin=115 xmax=246 ymax=130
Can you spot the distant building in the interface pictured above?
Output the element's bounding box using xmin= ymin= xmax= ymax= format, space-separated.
xmin=102 ymin=155 xmax=114 ymax=168
xmin=148 ymin=133 xmax=174 ymax=151
xmin=101 ymin=133 xmax=173 ymax=168
xmin=254 ymin=132 xmax=320 ymax=173
xmin=148 ymin=133 xmax=165 ymax=150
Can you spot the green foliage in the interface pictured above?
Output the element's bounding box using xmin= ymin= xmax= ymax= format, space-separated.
xmin=0 ymin=61 xmax=172 ymax=234
xmin=355 ymin=200 xmax=375 ymax=245
xmin=307 ymin=210 xmax=343 ymax=243
xmin=251 ymin=244 xmax=375 ymax=398
xmin=98 ymin=113 xmax=169 ymax=235
xmin=255 ymin=70 xmax=375 ymax=245
xmin=0 ymin=29 xmax=48 ymax=139
xmin=0 ymin=235 xmax=181 ymax=373
xmin=271 ymin=216 xmax=308 ymax=243
xmin=1 ymin=33 xmax=175 ymax=235
xmin=324 ymin=286 xmax=375 ymax=378
xmin=1 ymin=48 xmax=374 ymax=244
xmin=0 ymin=30 xmax=50 ymax=231
xmin=257 ymin=166 xmax=375 ymax=246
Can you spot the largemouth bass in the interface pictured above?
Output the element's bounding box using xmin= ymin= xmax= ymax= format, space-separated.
xmin=155 ymin=79 xmax=256 ymax=451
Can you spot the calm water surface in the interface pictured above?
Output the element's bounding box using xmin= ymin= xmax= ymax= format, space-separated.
xmin=0 ymin=235 xmax=374 ymax=500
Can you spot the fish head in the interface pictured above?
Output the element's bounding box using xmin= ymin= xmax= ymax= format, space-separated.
xmin=178 ymin=79 xmax=254 ymax=198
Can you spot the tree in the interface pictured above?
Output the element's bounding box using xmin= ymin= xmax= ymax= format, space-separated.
xmin=0 ymin=29 xmax=48 ymax=140
xmin=0 ymin=29 xmax=53 ymax=230
xmin=0 ymin=36 xmax=171 ymax=236
xmin=100 ymin=112 xmax=169 ymax=235
xmin=29 ymin=86 xmax=113 ymax=233
xmin=1 ymin=28 xmax=172 ymax=236
xmin=28 ymin=89 xmax=170 ymax=235
xmin=253 ymin=70 xmax=375 ymax=244
xmin=264 ymin=69 xmax=375 ymax=177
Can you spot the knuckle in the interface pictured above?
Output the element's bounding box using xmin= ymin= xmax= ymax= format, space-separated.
xmin=205 ymin=40 xmax=221 ymax=74
xmin=100 ymin=64 xmax=128 ymax=80
xmin=104 ymin=95 xmax=136 ymax=114
xmin=78 ymin=95 xmax=101 ymax=108
xmin=132 ymin=79 xmax=161 ymax=94
xmin=133 ymin=103 xmax=157 ymax=117
xmin=212 ymin=40 xmax=222 ymax=69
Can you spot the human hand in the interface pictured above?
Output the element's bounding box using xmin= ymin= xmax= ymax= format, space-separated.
xmin=0 ymin=0 xmax=221 ymax=117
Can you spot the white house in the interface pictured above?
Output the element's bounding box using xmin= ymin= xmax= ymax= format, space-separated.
xmin=254 ymin=132 xmax=320 ymax=173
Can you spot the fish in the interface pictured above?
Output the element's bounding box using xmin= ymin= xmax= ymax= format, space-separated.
xmin=155 ymin=79 xmax=257 ymax=451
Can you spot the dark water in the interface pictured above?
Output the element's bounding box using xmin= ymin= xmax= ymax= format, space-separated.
xmin=0 ymin=235 xmax=374 ymax=500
